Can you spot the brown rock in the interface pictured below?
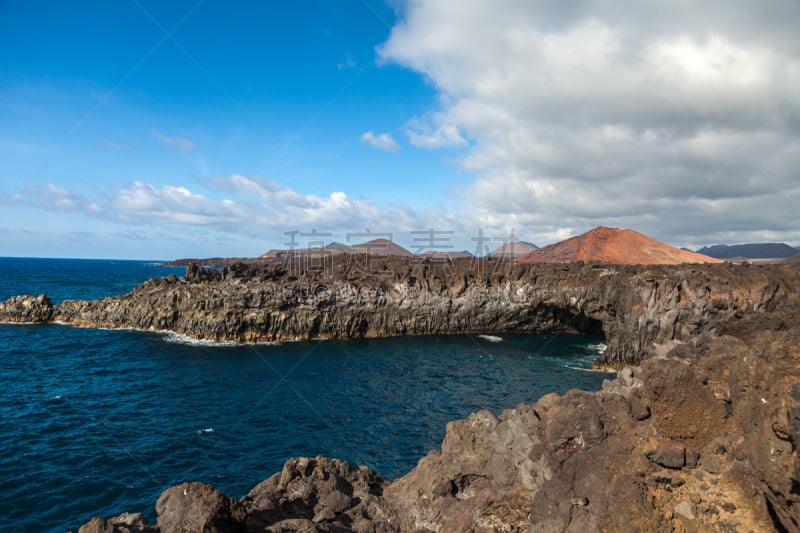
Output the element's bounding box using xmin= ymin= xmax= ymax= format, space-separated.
xmin=644 ymin=438 xmax=686 ymax=469
xmin=78 ymin=513 xmax=155 ymax=533
xmin=685 ymin=447 xmax=700 ymax=468
xmin=242 ymin=456 xmax=392 ymax=532
xmin=629 ymin=395 xmax=651 ymax=421
xmin=155 ymin=482 xmax=247 ymax=533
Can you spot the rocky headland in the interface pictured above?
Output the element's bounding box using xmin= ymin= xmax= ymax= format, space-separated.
xmin=2 ymin=257 xmax=796 ymax=367
xmin=2 ymin=257 xmax=799 ymax=531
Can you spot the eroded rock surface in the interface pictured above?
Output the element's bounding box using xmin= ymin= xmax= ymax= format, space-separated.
xmin=3 ymin=258 xmax=798 ymax=366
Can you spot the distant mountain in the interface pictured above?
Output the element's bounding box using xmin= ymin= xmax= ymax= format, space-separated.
xmin=350 ymin=238 xmax=414 ymax=257
xmin=695 ymin=243 xmax=799 ymax=260
xmin=517 ymin=227 xmax=722 ymax=265
xmin=784 ymin=254 xmax=800 ymax=264
xmin=421 ymin=250 xmax=474 ymax=259
xmin=261 ymin=239 xmax=414 ymax=259
xmin=488 ymin=241 xmax=539 ymax=258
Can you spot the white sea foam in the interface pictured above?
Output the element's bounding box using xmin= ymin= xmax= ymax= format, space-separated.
xmin=587 ymin=342 xmax=607 ymax=353
xmin=566 ymin=365 xmax=613 ymax=373
xmin=161 ymin=331 xmax=281 ymax=347
xmin=477 ymin=334 xmax=503 ymax=343
xmin=197 ymin=428 xmax=214 ymax=434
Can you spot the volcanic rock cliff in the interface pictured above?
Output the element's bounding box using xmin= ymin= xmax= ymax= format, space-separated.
xmin=1 ymin=257 xmax=797 ymax=367
xmin=4 ymin=258 xmax=800 ymax=531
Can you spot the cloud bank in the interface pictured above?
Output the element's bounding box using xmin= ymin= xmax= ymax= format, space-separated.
xmin=380 ymin=0 xmax=800 ymax=247
xmin=8 ymin=176 xmax=464 ymax=245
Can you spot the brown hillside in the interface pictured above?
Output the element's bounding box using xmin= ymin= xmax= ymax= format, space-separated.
xmin=489 ymin=241 xmax=539 ymax=257
xmin=350 ymin=238 xmax=414 ymax=257
xmin=517 ymin=227 xmax=723 ymax=265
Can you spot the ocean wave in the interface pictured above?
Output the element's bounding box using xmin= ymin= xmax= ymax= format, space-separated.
xmin=160 ymin=331 xmax=281 ymax=347
xmin=196 ymin=428 xmax=214 ymax=435
xmin=477 ymin=334 xmax=503 ymax=343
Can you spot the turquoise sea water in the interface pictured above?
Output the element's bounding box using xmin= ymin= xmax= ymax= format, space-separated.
xmin=0 ymin=257 xmax=611 ymax=532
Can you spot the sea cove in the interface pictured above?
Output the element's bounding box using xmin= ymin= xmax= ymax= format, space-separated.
xmin=0 ymin=258 xmax=608 ymax=532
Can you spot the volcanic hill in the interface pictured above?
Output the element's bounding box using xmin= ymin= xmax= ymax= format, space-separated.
xmin=488 ymin=240 xmax=539 ymax=258
xmin=517 ymin=227 xmax=722 ymax=265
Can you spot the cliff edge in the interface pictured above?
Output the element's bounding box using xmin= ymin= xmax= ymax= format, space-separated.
xmin=2 ymin=257 xmax=797 ymax=367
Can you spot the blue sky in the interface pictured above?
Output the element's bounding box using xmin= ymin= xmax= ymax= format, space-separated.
xmin=2 ymin=1 xmax=799 ymax=259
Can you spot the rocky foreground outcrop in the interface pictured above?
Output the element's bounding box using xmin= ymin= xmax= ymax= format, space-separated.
xmin=2 ymin=257 xmax=798 ymax=367
xmin=74 ymin=309 xmax=800 ymax=532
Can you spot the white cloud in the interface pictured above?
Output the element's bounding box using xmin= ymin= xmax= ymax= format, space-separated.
xmin=11 ymin=183 xmax=88 ymax=212
xmin=406 ymin=117 xmax=467 ymax=148
xmin=360 ymin=131 xmax=400 ymax=152
xmin=379 ymin=0 xmax=800 ymax=246
xmin=153 ymin=131 xmax=196 ymax=153
xmin=6 ymin=176 xmax=465 ymax=245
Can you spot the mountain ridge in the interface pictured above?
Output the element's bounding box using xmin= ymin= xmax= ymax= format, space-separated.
xmin=696 ymin=242 xmax=798 ymax=259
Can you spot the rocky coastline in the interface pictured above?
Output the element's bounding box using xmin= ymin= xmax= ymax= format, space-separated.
xmin=2 ymin=257 xmax=798 ymax=368
xmin=1 ymin=257 xmax=799 ymax=531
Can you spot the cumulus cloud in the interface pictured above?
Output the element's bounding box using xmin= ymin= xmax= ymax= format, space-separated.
xmin=6 ymin=176 xmax=465 ymax=245
xmin=153 ymin=131 xmax=196 ymax=153
xmin=379 ymin=0 xmax=800 ymax=246
xmin=360 ymin=131 xmax=400 ymax=152
xmin=10 ymin=183 xmax=100 ymax=213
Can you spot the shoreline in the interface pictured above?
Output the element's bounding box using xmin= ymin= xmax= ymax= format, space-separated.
xmin=75 ymin=315 xmax=800 ymax=532
xmin=4 ymin=258 xmax=798 ymax=368
xmin=2 ymin=258 xmax=798 ymax=530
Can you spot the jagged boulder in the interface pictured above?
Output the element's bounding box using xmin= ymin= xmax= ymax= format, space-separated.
xmin=77 ymin=512 xmax=156 ymax=533
xmin=155 ymin=482 xmax=247 ymax=533
xmin=241 ymin=456 xmax=394 ymax=532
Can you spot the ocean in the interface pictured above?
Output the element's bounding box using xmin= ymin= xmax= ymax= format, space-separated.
xmin=0 ymin=257 xmax=612 ymax=532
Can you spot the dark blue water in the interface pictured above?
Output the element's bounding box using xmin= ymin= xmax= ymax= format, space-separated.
xmin=0 ymin=258 xmax=611 ymax=532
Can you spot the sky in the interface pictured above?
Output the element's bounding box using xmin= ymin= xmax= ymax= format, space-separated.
xmin=1 ymin=0 xmax=799 ymax=259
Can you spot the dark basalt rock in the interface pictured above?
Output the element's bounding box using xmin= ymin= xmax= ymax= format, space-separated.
xmin=0 ymin=294 xmax=54 ymax=322
xmin=3 ymin=258 xmax=799 ymax=367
